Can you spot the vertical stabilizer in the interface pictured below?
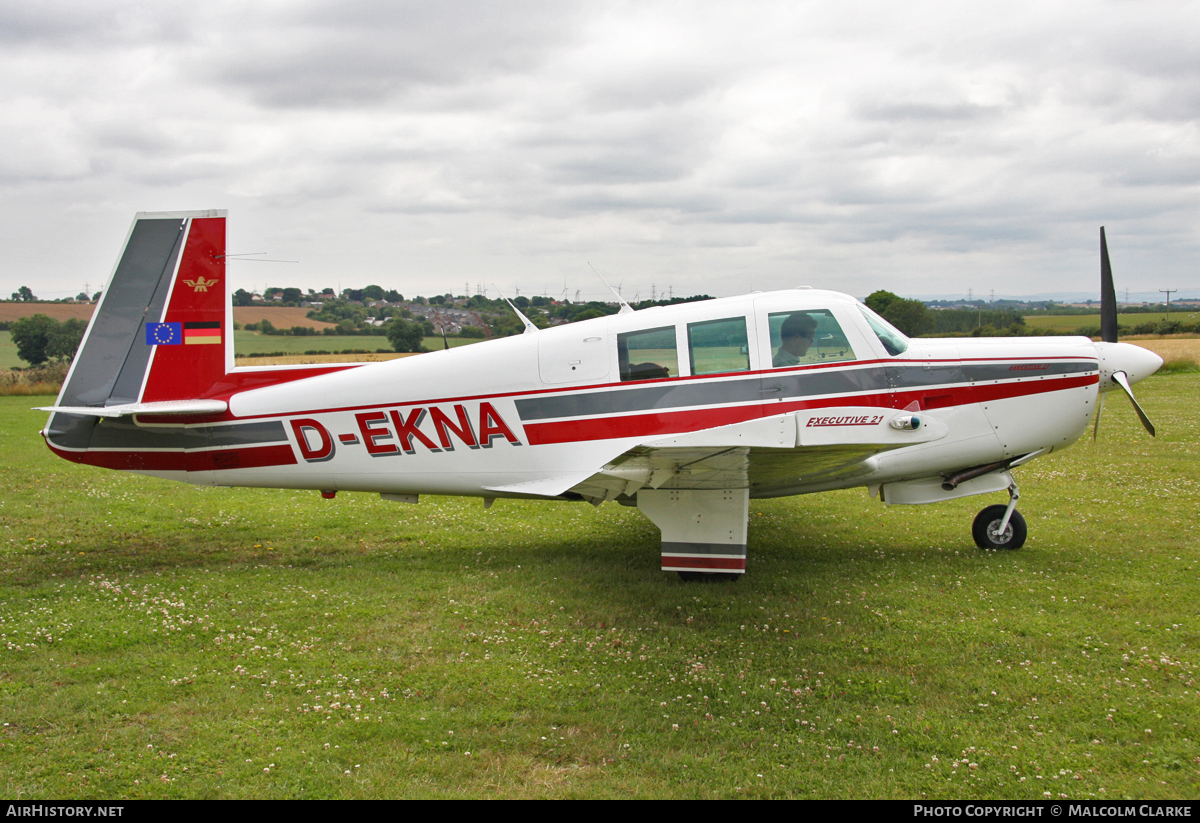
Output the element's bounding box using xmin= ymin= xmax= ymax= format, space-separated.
xmin=56 ymin=210 xmax=230 ymax=409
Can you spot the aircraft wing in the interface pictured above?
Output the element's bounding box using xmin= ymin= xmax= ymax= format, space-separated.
xmin=563 ymin=406 xmax=948 ymax=503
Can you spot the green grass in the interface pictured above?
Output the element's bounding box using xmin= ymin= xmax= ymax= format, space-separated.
xmin=1023 ymin=313 xmax=1200 ymax=333
xmin=234 ymin=331 xmax=482 ymax=356
xmin=1 ymin=376 xmax=1198 ymax=798
xmin=0 ymin=331 xmax=24 ymax=370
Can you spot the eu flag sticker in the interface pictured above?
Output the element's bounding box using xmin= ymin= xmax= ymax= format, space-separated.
xmin=146 ymin=322 xmax=182 ymax=345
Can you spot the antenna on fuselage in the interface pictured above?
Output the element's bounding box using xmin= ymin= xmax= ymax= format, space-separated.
xmin=588 ymin=263 xmax=634 ymax=314
xmin=492 ymin=283 xmax=539 ymax=335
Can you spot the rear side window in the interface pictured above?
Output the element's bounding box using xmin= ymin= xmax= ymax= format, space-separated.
xmin=688 ymin=317 xmax=751 ymax=375
xmin=768 ymin=309 xmax=855 ymax=368
xmin=618 ymin=326 xmax=678 ymax=381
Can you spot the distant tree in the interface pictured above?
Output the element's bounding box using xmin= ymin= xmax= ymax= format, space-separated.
xmin=530 ymin=296 xmax=551 ymax=307
xmin=282 ymin=287 xmax=303 ymax=304
xmin=47 ymin=318 xmax=86 ymax=361
xmin=865 ymin=290 xmax=930 ymax=336
xmin=882 ymin=298 xmax=931 ymax=337
xmin=865 ymin=290 xmax=900 ymax=316
xmin=513 ymin=295 xmax=530 ymax=309
xmin=321 ymin=288 xmax=335 ymax=296
xmin=10 ymin=315 xmax=56 ymax=364
xmin=384 ymin=289 xmax=403 ymax=303
xmin=92 ymin=291 xmax=102 ymax=302
xmin=233 ymin=288 xmax=254 ymax=306
xmin=11 ymin=286 xmax=36 ymax=302
xmin=458 ymin=326 xmax=487 ymax=338
xmin=387 ymin=317 xmax=425 ymax=353
xmin=75 ymin=293 xmax=89 ymax=302
xmin=362 ymin=285 xmax=385 ymax=301
xmin=258 ymin=318 xmax=276 ymax=334
xmin=412 ymin=296 xmax=426 ymax=305
xmin=10 ymin=314 xmax=83 ymax=364
xmin=429 ymin=295 xmax=446 ymax=306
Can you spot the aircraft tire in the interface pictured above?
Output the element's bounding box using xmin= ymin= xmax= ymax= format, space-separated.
xmin=972 ymin=505 xmax=1027 ymax=550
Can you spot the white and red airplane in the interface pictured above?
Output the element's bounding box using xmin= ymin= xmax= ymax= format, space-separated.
xmin=39 ymin=211 xmax=1162 ymax=578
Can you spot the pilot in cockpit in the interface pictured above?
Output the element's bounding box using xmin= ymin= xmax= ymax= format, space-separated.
xmin=772 ymin=313 xmax=817 ymax=367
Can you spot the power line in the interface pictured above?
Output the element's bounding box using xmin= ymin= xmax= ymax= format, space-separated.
xmin=1160 ymin=289 xmax=1177 ymax=318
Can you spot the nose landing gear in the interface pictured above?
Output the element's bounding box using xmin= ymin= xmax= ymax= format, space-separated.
xmin=973 ymin=481 xmax=1026 ymax=550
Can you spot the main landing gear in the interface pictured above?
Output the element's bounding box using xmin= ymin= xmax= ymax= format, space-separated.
xmin=972 ymin=481 xmax=1026 ymax=550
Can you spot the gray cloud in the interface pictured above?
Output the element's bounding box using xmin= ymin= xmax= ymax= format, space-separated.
xmin=1 ymin=0 xmax=1198 ymax=301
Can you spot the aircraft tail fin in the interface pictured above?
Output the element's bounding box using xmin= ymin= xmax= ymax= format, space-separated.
xmin=56 ymin=210 xmax=232 ymax=409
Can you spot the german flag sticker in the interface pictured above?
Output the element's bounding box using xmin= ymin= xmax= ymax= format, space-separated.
xmin=183 ymin=321 xmax=222 ymax=345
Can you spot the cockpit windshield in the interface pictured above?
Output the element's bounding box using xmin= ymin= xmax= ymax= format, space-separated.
xmin=857 ymin=304 xmax=910 ymax=356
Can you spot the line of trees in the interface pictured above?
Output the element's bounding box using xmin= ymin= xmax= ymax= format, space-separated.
xmin=8 ymin=315 xmax=87 ymax=366
xmin=6 ymin=286 xmax=100 ymax=303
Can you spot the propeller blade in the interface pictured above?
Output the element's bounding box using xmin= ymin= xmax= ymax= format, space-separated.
xmin=1092 ymin=392 xmax=1105 ymax=441
xmin=1100 ymin=227 xmax=1118 ymax=343
xmin=1112 ymin=370 xmax=1156 ymax=437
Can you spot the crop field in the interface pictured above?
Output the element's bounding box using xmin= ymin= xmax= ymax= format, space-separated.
xmin=0 ymin=376 xmax=1197 ymax=799
xmin=1023 ymin=313 xmax=1200 ymax=333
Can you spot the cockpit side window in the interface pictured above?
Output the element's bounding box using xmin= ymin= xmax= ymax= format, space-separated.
xmin=856 ymin=304 xmax=910 ymax=356
xmin=687 ymin=317 xmax=751 ymax=376
xmin=768 ymin=309 xmax=855 ymax=368
xmin=618 ymin=325 xmax=679 ymax=382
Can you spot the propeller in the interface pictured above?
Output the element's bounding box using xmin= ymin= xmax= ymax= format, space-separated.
xmin=1093 ymin=227 xmax=1162 ymax=439
xmin=1100 ymin=226 xmax=1118 ymax=343
xmin=1111 ymin=371 xmax=1156 ymax=437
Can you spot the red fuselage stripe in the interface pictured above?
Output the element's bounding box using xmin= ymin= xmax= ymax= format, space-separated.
xmin=663 ymin=556 xmax=747 ymax=570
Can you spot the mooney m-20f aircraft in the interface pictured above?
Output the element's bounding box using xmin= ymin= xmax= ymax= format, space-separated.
xmin=40 ymin=211 xmax=1163 ymax=577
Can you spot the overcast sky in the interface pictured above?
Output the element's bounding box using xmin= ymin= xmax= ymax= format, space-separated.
xmin=2 ymin=0 xmax=1198 ymax=303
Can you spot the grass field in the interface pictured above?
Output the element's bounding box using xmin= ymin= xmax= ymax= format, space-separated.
xmin=0 ymin=331 xmax=21 ymax=370
xmin=1023 ymin=313 xmax=1200 ymax=333
xmin=1 ymin=374 xmax=1197 ymax=799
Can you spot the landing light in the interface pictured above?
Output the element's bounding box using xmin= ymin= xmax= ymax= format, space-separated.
xmin=890 ymin=415 xmax=921 ymax=431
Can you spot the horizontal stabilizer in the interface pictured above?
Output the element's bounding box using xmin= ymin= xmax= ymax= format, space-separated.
xmin=35 ymin=399 xmax=228 ymax=418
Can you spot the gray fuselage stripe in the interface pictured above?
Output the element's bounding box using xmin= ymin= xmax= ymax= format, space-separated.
xmin=661 ymin=542 xmax=748 ymax=557
xmin=514 ymin=361 xmax=1096 ymax=422
xmin=46 ymin=416 xmax=288 ymax=452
